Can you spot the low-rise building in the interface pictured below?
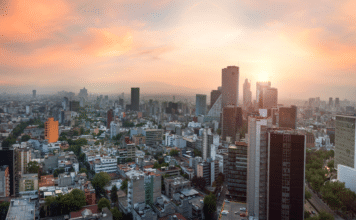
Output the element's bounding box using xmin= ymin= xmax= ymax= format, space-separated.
xmin=6 ymin=198 xmax=38 ymax=220
xmin=157 ymin=166 xmax=180 ymax=178
xmin=164 ymin=177 xmax=191 ymax=198
xmin=93 ymin=157 xmax=117 ymax=173
xmin=19 ymin=173 xmax=38 ymax=192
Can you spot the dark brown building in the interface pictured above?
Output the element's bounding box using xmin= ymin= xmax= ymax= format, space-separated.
xmin=107 ymin=109 xmax=113 ymax=129
xmin=222 ymin=105 xmax=242 ymax=143
xmin=210 ymin=89 xmax=221 ymax=108
xmin=279 ymin=106 xmax=297 ymax=129
xmin=267 ymin=130 xmax=305 ymax=220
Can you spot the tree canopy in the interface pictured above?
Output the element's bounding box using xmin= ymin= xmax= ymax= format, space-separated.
xmin=27 ymin=161 xmax=40 ymax=174
xmin=203 ymin=193 xmax=217 ymax=220
xmin=111 ymin=185 xmax=118 ymax=204
xmin=98 ymin=198 xmax=110 ymax=212
xmin=45 ymin=189 xmax=86 ymax=216
xmin=92 ymin=172 xmax=111 ymax=198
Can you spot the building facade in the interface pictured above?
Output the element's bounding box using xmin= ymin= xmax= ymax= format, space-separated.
xmin=335 ymin=115 xmax=356 ymax=169
xmin=195 ymin=94 xmax=207 ymax=116
xmin=131 ymin=87 xmax=140 ymax=111
xmin=278 ymin=106 xmax=297 ymax=129
xmin=222 ymin=106 xmax=242 ymax=143
xmin=243 ymin=78 xmax=252 ymax=108
xmin=222 ymin=66 xmax=239 ymax=108
xmin=45 ymin=117 xmax=59 ymax=143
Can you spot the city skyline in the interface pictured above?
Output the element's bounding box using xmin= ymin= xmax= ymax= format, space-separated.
xmin=1 ymin=0 xmax=356 ymax=100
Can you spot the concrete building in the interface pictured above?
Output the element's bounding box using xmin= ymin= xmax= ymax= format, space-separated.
xmin=16 ymin=147 xmax=31 ymax=175
xmin=78 ymin=87 xmax=88 ymax=98
xmin=278 ymin=106 xmax=297 ymax=129
xmin=45 ymin=117 xmax=59 ymax=143
xmin=157 ymin=166 xmax=180 ymax=177
xmin=131 ymin=87 xmax=140 ymax=111
xmin=210 ymin=89 xmax=221 ymax=108
xmin=164 ymin=176 xmax=191 ymax=198
xmin=94 ymin=157 xmax=117 ymax=173
xmin=256 ymin=81 xmax=271 ymax=108
xmin=19 ymin=173 xmax=38 ymax=192
xmin=195 ymin=94 xmax=207 ymax=116
xmin=197 ymin=159 xmax=219 ymax=186
xmin=246 ymin=116 xmax=272 ymax=220
xmin=337 ymin=164 xmax=356 ymax=193
xmin=222 ymin=66 xmax=239 ymax=108
xmin=202 ymin=128 xmax=213 ymax=161
xmin=260 ymin=87 xmax=278 ymax=109
xmin=145 ymin=129 xmax=163 ymax=147
xmin=243 ymin=78 xmax=252 ymax=108
xmin=107 ymin=109 xmax=114 ymax=129
xmin=267 ymin=129 xmax=306 ymax=220
xmin=32 ymin=90 xmax=36 ymax=98
xmin=110 ymin=121 xmax=120 ymax=139
xmin=6 ymin=198 xmax=37 ymax=220
xmin=0 ymin=165 xmax=10 ymax=197
xmin=335 ymin=115 xmax=356 ymax=169
xmin=222 ymin=105 xmax=243 ymax=143
xmin=69 ymin=101 xmax=80 ymax=112
xmin=123 ymin=137 xmax=136 ymax=161
xmin=227 ymin=142 xmax=247 ymax=202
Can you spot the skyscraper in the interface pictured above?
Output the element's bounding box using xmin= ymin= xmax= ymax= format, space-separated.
xmin=256 ymin=81 xmax=271 ymax=108
xmin=335 ymin=115 xmax=356 ymax=169
xmin=45 ymin=117 xmax=59 ymax=143
xmin=222 ymin=66 xmax=239 ymax=107
xmin=267 ymin=129 xmax=306 ymax=220
xmin=227 ymin=142 xmax=248 ymax=202
xmin=78 ymin=87 xmax=88 ymax=98
xmin=69 ymin=101 xmax=80 ymax=112
xmin=202 ymin=128 xmax=213 ymax=161
xmin=32 ymin=90 xmax=36 ymax=98
xmin=107 ymin=109 xmax=114 ymax=129
xmin=259 ymin=87 xmax=278 ymax=109
xmin=329 ymin=97 xmax=333 ymax=108
xmin=279 ymin=105 xmax=297 ymax=129
xmin=243 ymin=79 xmax=252 ymax=108
xmin=195 ymin=94 xmax=207 ymax=116
xmin=222 ymin=105 xmax=243 ymax=143
xmin=247 ymin=116 xmax=272 ymax=220
xmin=131 ymin=87 xmax=140 ymax=111
xmin=335 ymin=97 xmax=340 ymax=107
xmin=210 ymin=89 xmax=221 ymax=108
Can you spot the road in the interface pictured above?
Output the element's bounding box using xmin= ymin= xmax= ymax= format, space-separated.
xmin=305 ymin=199 xmax=318 ymax=217
xmin=306 ymin=185 xmax=344 ymax=220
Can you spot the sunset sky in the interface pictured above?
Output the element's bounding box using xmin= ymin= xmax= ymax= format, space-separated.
xmin=1 ymin=0 xmax=356 ymax=100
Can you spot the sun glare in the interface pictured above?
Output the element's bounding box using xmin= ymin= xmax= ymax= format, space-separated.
xmin=258 ymin=71 xmax=269 ymax=82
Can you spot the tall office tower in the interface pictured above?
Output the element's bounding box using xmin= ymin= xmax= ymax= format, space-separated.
xmin=107 ymin=109 xmax=114 ymax=129
xmin=63 ymin=97 xmax=69 ymax=111
xmin=210 ymin=89 xmax=221 ymax=108
xmin=32 ymin=90 xmax=36 ymax=98
xmin=260 ymin=87 xmax=278 ymax=109
xmin=202 ymin=128 xmax=213 ymax=161
xmin=78 ymin=87 xmax=88 ymax=98
xmin=335 ymin=97 xmax=340 ymax=107
xmin=279 ymin=105 xmax=297 ymax=129
xmin=45 ymin=117 xmax=59 ymax=143
xmin=195 ymin=94 xmax=207 ymax=116
xmin=247 ymin=116 xmax=272 ymax=220
xmin=17 ymin=148 xmax=31 ymax=175
xmin=329 ymin=97 xmax=333 ymax=108
xmin=308 ymin=98 xmax=315 ymax=107
xmin=267 ymin=129 xmax=306 ymax=220
xmin=69 ymin=101 xmax=80 ymax=112
xmin=131 ymin=88 xmax=140 ymax=111
xmin=256 ymin=81 xmax=271 ymax=108
xmin=222 ymin=105 xmax=243 ymax=143
xmin=197 ymin=159 xmax=219 ymax=186
xmin=243 ymin=79 xmax=252 ymax=108
xmin=0 ymin=149 xmax=19 ymax=196
xmin=119 ymin=98 xmax=124 ymax=108
xmin=335 ymin=115 xmax=356 ymax=169
xmin=222 ymin=66 xmax=239 ymax=107
xmin=227 ymin=142 xmax=248 ymax=202
xmin=145 ymin=129 xmax=164 ymax=147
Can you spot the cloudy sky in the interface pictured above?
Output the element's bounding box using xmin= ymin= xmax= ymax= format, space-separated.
xmin=0 ymin=0 xmax=355 ymax=100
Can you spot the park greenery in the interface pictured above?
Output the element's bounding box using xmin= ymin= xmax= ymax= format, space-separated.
xmin=203 ymin=193 xmax=217 ymax=220
xmin=91 ymin=172 xmax=111 ymax=199
xmin=169 ymin=149 xmax=179 ymax=156
xmin=98 ymin=198 xmax=111 ymax=212
xmin=45 ymin=189 xmax=86 ymax=216
xmin=21 ymin=134 xmax=31 ymax=142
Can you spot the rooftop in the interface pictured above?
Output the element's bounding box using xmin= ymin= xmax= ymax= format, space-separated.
xmin=6 ymin=198 xmax=36 ymax=220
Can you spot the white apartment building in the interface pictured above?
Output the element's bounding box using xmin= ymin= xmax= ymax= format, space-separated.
xmin=94 ymin=157 xmax=117 ymax=173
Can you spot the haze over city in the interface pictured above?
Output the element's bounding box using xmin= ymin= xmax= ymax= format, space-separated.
xmin=1 ymin=0 xmax=356 ymax=100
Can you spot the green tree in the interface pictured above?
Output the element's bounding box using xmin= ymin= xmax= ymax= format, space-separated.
xmin=305 ymin=188 xmax=312 ymax=200
xmin=169 ymin=149 xmax=179 ymax=156
xmin=194 ymin=149 xmax=202 ymax=157
xmin=21 ymin=134 xmax=31 ymax=142
xmin=0 ymin=202 xmax=10 ymax=219
xmin=92 ymin=172 xmax=111 ymax=198
xmin=111 ymin=185 xmax=119 ymax=204
xmin=203 ymin=193 xmax=217 ymax=220
xmin=120 ymin=179 xmax=128 ymax=191
xmin=79 ymin=168 xmax=87 ymax=174
xmin=98 ymin=198 xmax=111 ymax=212
xmin=317 ymin=211 xmax=334 ymax=220
xmin=327 ymin=160 xmax=334 ymax=170
xmin=27 ymin=161 xmax=40 ymax=173
xmin=111 ymin=207 xmax=123 ymax=220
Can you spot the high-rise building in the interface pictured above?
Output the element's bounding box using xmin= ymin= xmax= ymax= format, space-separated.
xmin=243 ymin=79 xmax=252 ymax=108
xmin=0 ymin=149 xmax=19 ymax=196
xmin=329 ymin=97 xmax=333 ymax=108
xmin=45 ymin=117 xmax=59 ymax=143
xmin=202 ymin=128 xmax=213 ymax=161
xmin=335 ymin=115 xmax=356 ymax=169
xmin=195 ymin=94 xmax=207 ymax=116
xmin=335 ymin=97 xmax=340 ymax=107
xmin=256 ymin=82 xmax=271 ymax=108
xmin=279 ymin=106 xmax=297 ymax=129
xmin=0 ymin=165 xmax=10 ymax=198
xmin=227 ymin=142 xmax=247 ymax=202
xmin=131 ymin=88 xmax=140 ymax=111
xmin=197 ymin=159 xmax=219 ymax=186
xmin=32 ymin=90 xmax=36 ymax=98
xmin=267 ymin=129 xmax=306 ymax=220
xmin=210 ymin=89 xmax=221 ymax=108
xmin=247 ymin=116 xmax=272 ymax=220
xmin=62 ymin=97 xmax=69 ymax=111
xmin=107 ymin=109 xmax=114 ymax=129
xmin=222 ymin=105 xmax=243 ymax=143
xmin=222 ymin=66 xmax=239 ymax=107
xmin=145 ymin=129 xmax=163 ymax=147
xmin=78 ymin=87 xmax=88 ymax=98
xmin=69 ymin=101 xmax=80 ymax=112
xmin=260 ymin=87 xmax=278 ymax=109
xmin=17 ymin=148 xmax=31 ymax=175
